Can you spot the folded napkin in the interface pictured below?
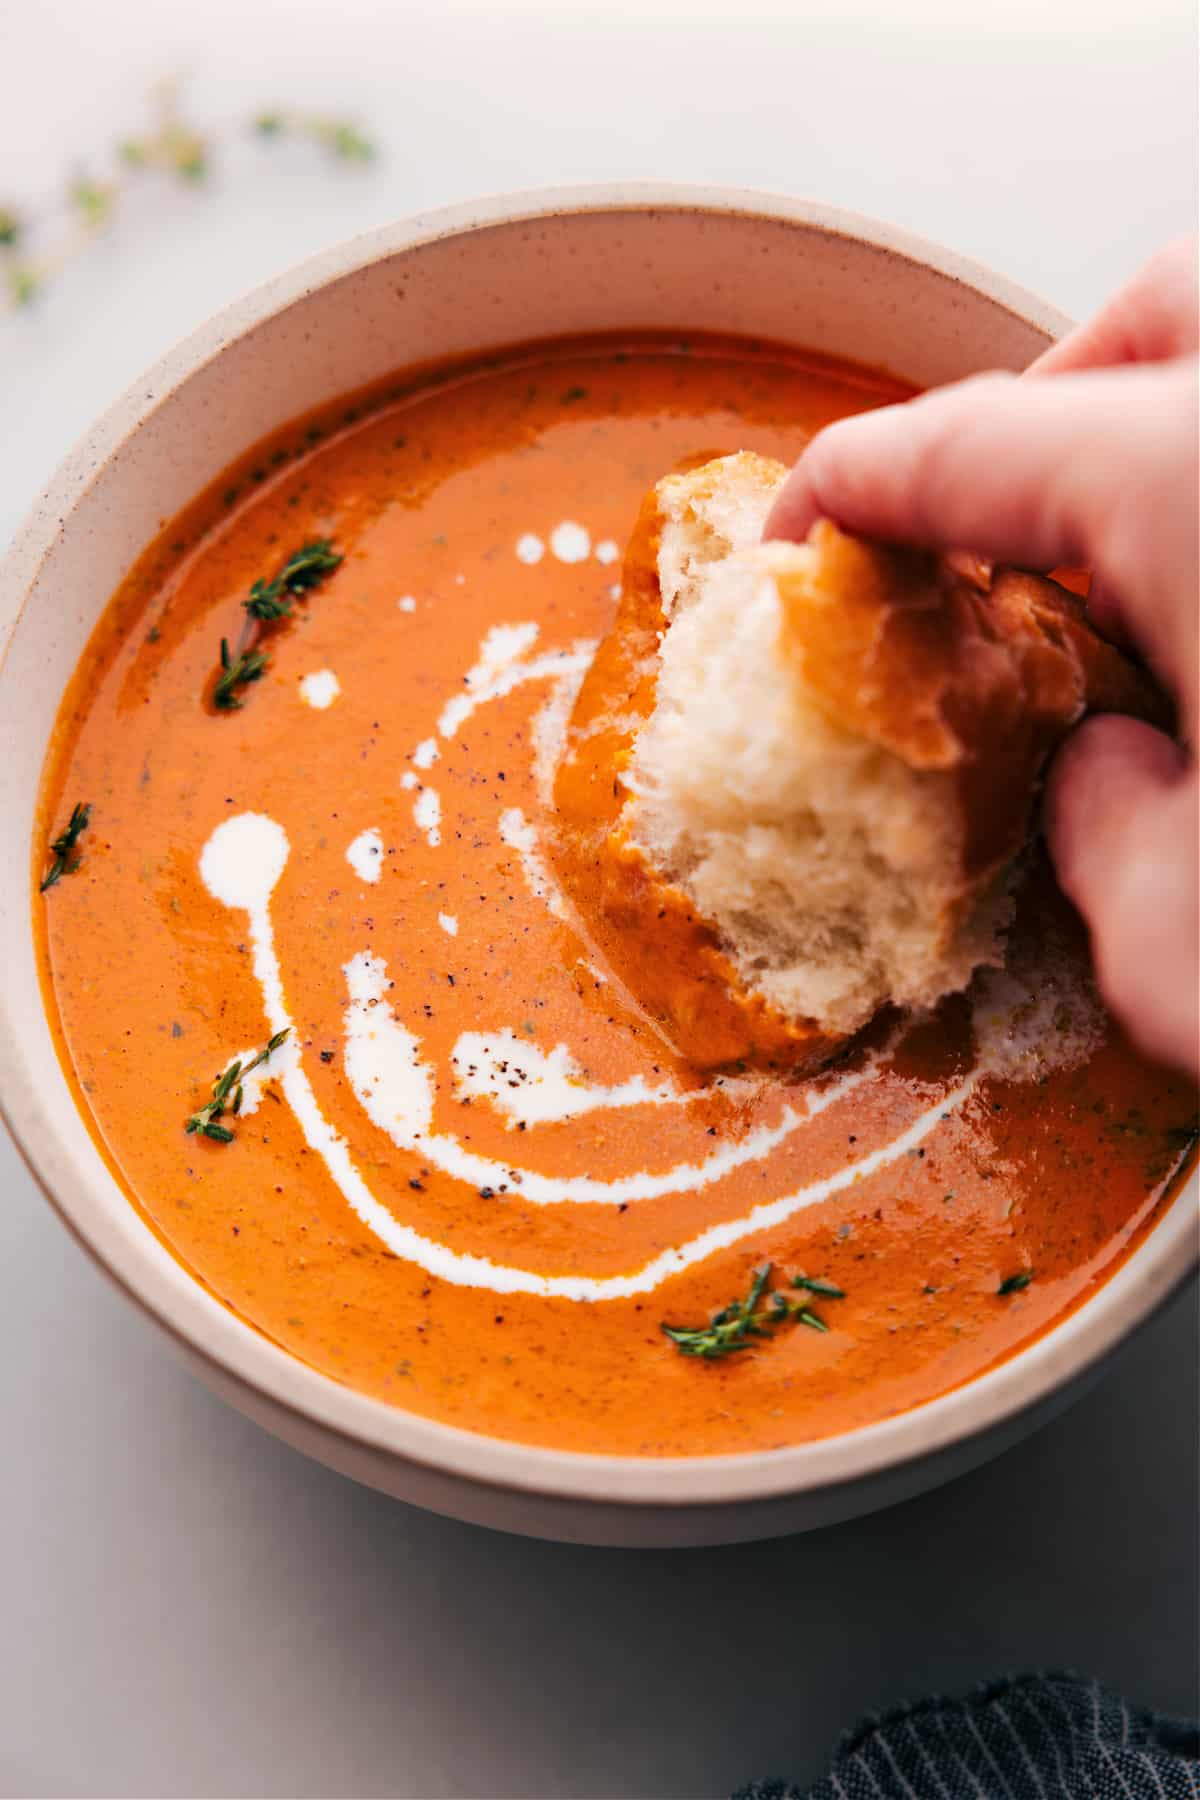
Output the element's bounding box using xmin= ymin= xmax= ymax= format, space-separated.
xmin=734 ymin=1673 xmax=1200 ymax=1800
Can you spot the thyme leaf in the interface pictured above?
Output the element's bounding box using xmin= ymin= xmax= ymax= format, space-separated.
xmin=662 ymin=1262 xmax=844 ymax=1360
xmin=40 ymin=801 xmax=91 ymax=891
xmin=792 ymin=1274 xmax=845 ymax=1299
xmin=184 ymin=1028 xmax=289 ymax=1144
xmin=997 ymin=1271 xmax=1033 ymax=1295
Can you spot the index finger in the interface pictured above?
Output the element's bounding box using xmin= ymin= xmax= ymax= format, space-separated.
xmin=762 ymin=361 xmax=1198 ymax=722
xmin=763 ymin=368 xmax=1113 ymax=564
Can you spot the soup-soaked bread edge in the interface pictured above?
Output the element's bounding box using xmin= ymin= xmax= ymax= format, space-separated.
xmin=551 ymin=452 xmax=1168 ymax=1071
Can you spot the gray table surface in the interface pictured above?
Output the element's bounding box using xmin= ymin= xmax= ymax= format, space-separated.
xmin=2 ymin=2 xmax=1197 ymax=1794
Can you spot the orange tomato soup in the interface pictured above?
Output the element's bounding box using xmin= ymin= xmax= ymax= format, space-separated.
xmin=35 ymin=335 xmax=1196 ymax=1456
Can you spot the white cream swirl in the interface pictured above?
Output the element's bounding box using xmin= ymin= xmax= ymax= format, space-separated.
xmin=197 ymin=625 xmax=1093 ymax=1299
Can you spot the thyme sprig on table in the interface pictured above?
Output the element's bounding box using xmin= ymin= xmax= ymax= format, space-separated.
xmin=185 ymin=1029 xmax=290 ymax=1143
xmin=254 ymin=112 xmax=375 ymax=163
xmin=2 ymin=82 xmax=376 ymax=312
xmin=662 ymin=1263 xmax=845 ymax=1360
xmin=211 ymin=538 xmax=342 ymax=710
xmin=40 ymin=801 xmax=91 ymax=891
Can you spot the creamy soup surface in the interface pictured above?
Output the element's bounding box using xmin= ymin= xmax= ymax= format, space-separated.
xmin=36 ymin=336 xmax=1196 ymax=1456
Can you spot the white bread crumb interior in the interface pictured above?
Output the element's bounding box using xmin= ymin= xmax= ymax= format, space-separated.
xmin=625 ymin=452 xmax=1009 ymax=1036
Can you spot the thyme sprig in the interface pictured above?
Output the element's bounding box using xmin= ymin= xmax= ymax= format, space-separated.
xmin=211 ymin=538 xmax=341 ymax=710
xmin=254 ymin=113 xmax=375 ymax=163
xmin=243 ymin=539 xmax=343 ymax=621
xmin=2 ymin=82 xmax=376 ymax=312
xmin=185 ymin=1029 xmax=290 ymax=1143
xmin=40 ymin=801 xmax=91 ymax=891
xmin=662 ymin=1262 xmax=844 ymax=1360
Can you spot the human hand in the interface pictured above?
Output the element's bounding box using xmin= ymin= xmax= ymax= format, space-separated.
xmin=765 ymin=239 xmax=1199 ymax=1074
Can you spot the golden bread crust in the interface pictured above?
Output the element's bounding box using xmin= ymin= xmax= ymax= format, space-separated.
xmin=774 ymin=524 xmax=1169 ymax=877
xmin=551 ymin=460 xmax=1169 ymax=1072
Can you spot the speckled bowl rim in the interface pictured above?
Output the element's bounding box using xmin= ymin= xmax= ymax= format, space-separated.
xmin=1 ymin=183 xmax=1195 ymax=1514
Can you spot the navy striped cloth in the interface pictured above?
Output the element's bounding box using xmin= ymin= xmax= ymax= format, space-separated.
xmin=734 ymin=1674 xmax=1200 ymax=1799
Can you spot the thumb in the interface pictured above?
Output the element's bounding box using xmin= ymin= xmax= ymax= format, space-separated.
xmin=1046 ymin=715 xmax=1198 ymax=1075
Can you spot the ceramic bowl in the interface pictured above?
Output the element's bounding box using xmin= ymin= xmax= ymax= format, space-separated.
xmin=1 ymin=186 xmax=1194 ymax=1546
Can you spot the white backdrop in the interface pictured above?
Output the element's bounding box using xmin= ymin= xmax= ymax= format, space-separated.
xmin=0 ymin=2 xmax=1196 ymax=1796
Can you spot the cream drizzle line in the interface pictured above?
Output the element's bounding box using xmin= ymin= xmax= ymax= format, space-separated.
xmin=344 ymin=949 xmax=878 ymax=1205
xmin=377 ymin=625 xmax=593 ymax=876
xmin=199 ymin=811 xmax=979 ymax=1297
xmin=448 ymin=1027 xmax=746 ymax=1128
xmin=436 ymin=641 xmax=594 ymax=740
xmin=497 ymin=807 xmax=567 ymax=919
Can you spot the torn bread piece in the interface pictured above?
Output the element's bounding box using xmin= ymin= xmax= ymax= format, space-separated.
xmin=551 ymin=452 xmax=1168 ymax=1071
